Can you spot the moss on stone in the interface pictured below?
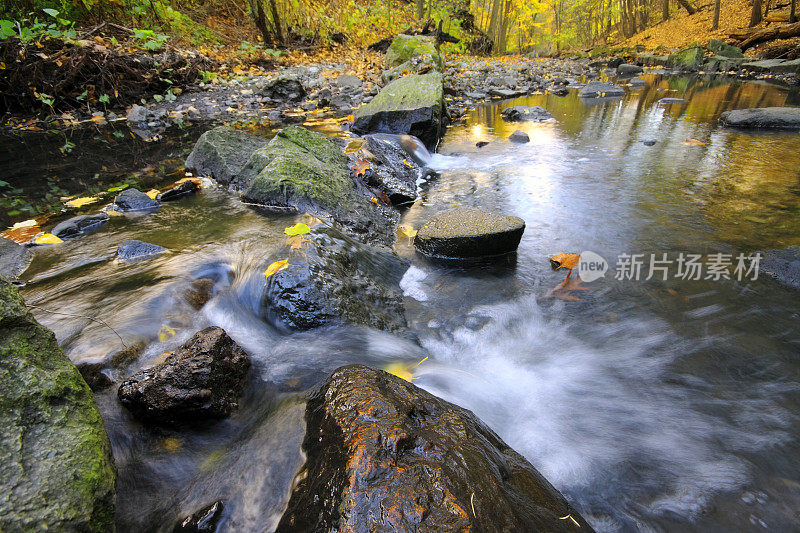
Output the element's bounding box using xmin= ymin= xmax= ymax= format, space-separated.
xmin=0 ymin=276 xmax=116 ymax=532
xmin=354 ymin=72 xmax=443 ymax=118
xmin=385 ymin=34 xmax=442 ymax=70
xmin=669 ymin=47 xmax=705 ymax=69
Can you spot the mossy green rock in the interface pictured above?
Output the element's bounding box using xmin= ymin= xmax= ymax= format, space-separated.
xmin=385 ymin=34 xmax=442 ymax=70
xmin=185 ymin=126 xmax=268 ymax=187
xmin=352 ymin=72 xmax=446 ymax=149
xmin=0 ymin=277 xmax=116 ymax=531
xmin=707 ymin=39 xmax=743 ymax=58
xmin=668 ymin=47 xmax=705 ymax=69
xmin=241 ymin=126 xmax=398 ymax=246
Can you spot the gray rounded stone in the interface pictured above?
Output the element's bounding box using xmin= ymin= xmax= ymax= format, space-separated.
xmin=414 ymin=208 xmax=525 ymax=258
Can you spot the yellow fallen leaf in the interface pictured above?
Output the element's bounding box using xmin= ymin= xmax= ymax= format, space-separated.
xmin=265 ymin=259 xmax=289 ymax=280
xmin=34 ymin=233 xmax=63 ymax=244
xmin=683 ymin=138 xmax=706 ymax=146
xmin=370 ymin=197 xmax=379 ymax=205
xmin=284 ymin=222 xmax=311 ymax=236
xmin=403 ymin=159 xmax=412 ymax=168
xmin=384 ymin=356 xmax=428 ymax=382
xmin=287 ymin=235 xmax=309 ymax=250
xmin=65 ymin=196 xmax=99 ymax=208
xmin=344 ymin=139 xmax=364 ymax=153
xmin=161 ymin=437 xmax=182 ymax=452
xmin=157 ymin=324 xmax=175 ymax=342
xmin=145 ymin=189 xmax=160 ymax=199
xmin=397 ymin=224 xmax=417 ymax=239
xmin=107 ymin=209 xmax=122 ymax=217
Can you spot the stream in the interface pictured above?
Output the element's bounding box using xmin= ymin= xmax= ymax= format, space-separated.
xmin=12 ymin=72 xmax=800 ymax=531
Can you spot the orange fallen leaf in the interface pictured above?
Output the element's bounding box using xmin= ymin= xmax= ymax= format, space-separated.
xmin=683 ymin=138 xmax=706 ymax=146
xmin=353 ymin=158 xmax=370 ymax=178
xmin=2 ymin=224 xmax=41 ymax=243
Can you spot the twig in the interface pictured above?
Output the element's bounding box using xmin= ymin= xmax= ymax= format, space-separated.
xmin=28 ymin=304 xmax=128 ymax=348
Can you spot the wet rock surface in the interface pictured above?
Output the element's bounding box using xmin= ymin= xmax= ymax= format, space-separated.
xmin=761 ymin=247 xmax=800 ymax=289
xmin=185 ymin=126 xmax=269 ymax=187
xmin=118 ymin=326 xmax=250 ymax=425
xmin=617 ymin=63 xmax=643 ymax=76
xmin=362 ymin=133 xmax=425 ymax=204
xmin=509 ymin=130 xmax=530 ymax=143
xmin=0 ymin=277 xmax=116 ymax=531
xmin=240 ymin=126 xmax=398 ymax=246
xmin=264 ymin=225 xmax=407 ymax=332
xmin=501 ymin=105 xmax=554 ymax=122
xmin=0 ymin=237 xmax=33 ymax=280
xmin=720 ymin=107 xmax=800 ymax=129
xmin=414 ymin=208 xmax=526 ymax=259
xmin=352 ymin=72 xmax=446 ymax=150
xmin=114 ymin=187 xmax=160 ymax=212
xmin=579 ymin=81 xmax=625 ymax=98
xmin=159 ymin=179 xmax=199 ymax=201
xmin=117 ymin=239 xmax=168 ymax=262
xmin=277 ymin=365 xmax=593 ymax=532
xmin=174 ymin=500 xmax=225 ymax=532
xmin=52 ymin=213 xmax=109 ymax=239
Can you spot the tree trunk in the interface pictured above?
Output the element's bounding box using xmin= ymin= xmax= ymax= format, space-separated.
xmin=749 ymin=0 xmax=763 ymax=26
xmin=249 ymin=0 xmax=272 ymax=45
xmin=791 ymin=0 xmax=797 ymax=22
xmin=663 ymin=0 xmax=669 ymax=21
xmin=416 ymin=0 xmax=425 ymax=19
xmin=712 ymin=0 xmax=721 ymax=29
xmin=677 ymin=0 xmax=697 ymax=14
xmin=268 ymin=0 xmax=284 ymax=44
xmin=738 ymin=20 xmax=800 ymax=49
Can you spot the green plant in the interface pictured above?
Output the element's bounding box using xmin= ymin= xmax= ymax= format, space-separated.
xmin=132 ymin=28 xmax=169 ymax=51
xmin=0 ymin=9 xmax=76 ymax=43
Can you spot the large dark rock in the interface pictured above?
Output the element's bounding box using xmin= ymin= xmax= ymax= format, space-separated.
xmin=260 ymin=75 xmax=306 ymax=101
xmin=114 ymin=188 xmax=160 ymax=212
xmin=117 ymin=239 xmax=168 ymax=262
xmin=579 ymin=81 xmax=625 ymax=98
xmin=414 ymin=208 xmax=525 ymax=258
xmin=760 ymin=247 xmax=800 ymax=289
xmin=264 ymin=225 xmax=407 ymax=332
xmin=720 ymin=107 xmax=800 ymax=129
xmin=118 ymin=327 xmax=250 ymax=425
xmin=185 ymin=126 xmax=268 ymax=187
xmin=159 ymin=180 xmax=199 ymax=202
xmin=352 ymin=72 xmax=446 ymax=150
xmin=51 ymin=213 xmax=109 ymax=239
xmin=616 ymin=63 xmax=643 ymax=76
xmin=277 ymin=365 xmax=593 ymax=532
xmin=0 ymin=277 xmax=116 ymax=531
xmin=240 ymin=126 xmax=398 ymax=247
xmin=362 ymin=133 xmax=425 ymax=205
xmin=501 ymin=105 xmax=554 ymax=122
xmin=0 ymin=237 xmax=32 ymax=280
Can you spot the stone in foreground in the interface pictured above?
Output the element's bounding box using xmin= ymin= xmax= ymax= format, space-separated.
xmin=352 ymin=72 xmax=446 ymax=150
xmin=118 ymin=326 xmax=250 ymax=425
xmin=720 ymin=107 xmax=800 ymax=129
xmin=185 ymin=126 xmax=268 ymax=187
xmin=414 ymin=208 xmax=525 ymax=258
xmin=501 ymin=105 xmax=554 ymax=122
xmin=579 ymin=81 xmax=625 ymax=98
xmin=52 ymin=213 xmax=109 ymax=239
xmin=277 ymin=365 xmax=593 ymax=532
xmin=760 ymin=247 xmax=800 ymax=289
xmin=117 ymin=239 xmax=168 ymax=262
xmin=114 ymin=188 xmax=160 ymax=212
xmin=0 ymin=237 xmax=32 ymax=280
xmin=0 ymin=277 xmax=115 ymax=531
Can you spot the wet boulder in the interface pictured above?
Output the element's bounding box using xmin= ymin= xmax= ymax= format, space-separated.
xmin=260 ymin=75 xmax=306 ymax=101
xmin=501 ymin=105 xmax=554 ymax=122
xmin=579 ymin=81 xmax=625 ymax=98
xmin=352 ymin=72 xmax=446 ymax=150
xmin=159 ymin=179 xmax=199 ymax=202
xmin=509 ymin=130 xmax=530 ymax=143
xmin=185 ymin=126 xmax=268 ymax=187
xmin=114 ymin=187 xmax=160 ymax=212
xmin=174 ymin=501 xmax=225 ymax=532
xmin=241 ymin=126 xmax=398 ymax=247
xmin=0 ymin=236 xmax=32 ymax=280
xmin=760 ymin=247 xmax=800 ymax=289
xmin=414 ymin=208 xmax=525 ymax=258
xmin=277 ymin=365 xmax=593 ymax=532
xmin=720 ymin=107 xmax=800 ymax=129
xmin=117 ymin=240 xmax=168 ymax=262
xmin=118 ymin=327 xmax=250 ymax=425
xmin=264 ymin=225 xmax=407 ymax=332
xmin=362 ymin=133 xmax=425 ymax=204
xmin=51 ymin=213 xmax=109 ymax=239
xmin=385 ymin=34 xmax=442 ymax=71
xmin=0 ymin=277 xmax=116 ymax=531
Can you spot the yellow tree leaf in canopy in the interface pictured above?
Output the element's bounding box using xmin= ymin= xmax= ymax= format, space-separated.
xmin=265 ymin=259 xmax=289 ymax=280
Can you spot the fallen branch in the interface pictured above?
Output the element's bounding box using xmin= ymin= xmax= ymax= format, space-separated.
xmin=735 ymin=20 xmax=800 ymax=50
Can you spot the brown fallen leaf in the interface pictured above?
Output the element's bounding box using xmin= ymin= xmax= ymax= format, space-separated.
xmin=683 ymin=138 xmax=706 ymax=146
xmin=353 ymin=158 xmax=370 ymax=178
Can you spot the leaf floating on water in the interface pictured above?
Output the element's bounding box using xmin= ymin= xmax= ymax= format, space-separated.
xmin=65 ymin=196 xmax=99 ymax=208
xmin=157 ymin=324 xmax=175 ymax=342
xmin=683 ymin=138 xmax=706 ymax=146
xmin=284 ymin=222 xmax=310 ymax=236
xmin=397 ymin=224 xmax=417 ymax=239
xmin=12 ymin=219 xmax=38 ymax=228
xmin=107 ymin=209 xmax=123 ymax=217
xmin=145 ymin=189 xmax=160 ymax=200
xmin=384 ymin=356 xmax=429 ymax=382
xmin=34 ymin=233 xmax=63 ymax=244
xmin=161 ymin=437 xmax=182 ymax=452
xmin=264 ymin=259 xmax=289 ymax=280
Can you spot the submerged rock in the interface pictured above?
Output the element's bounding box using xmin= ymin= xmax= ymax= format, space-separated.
xmin=159 ymin=180 xmax=198 ymax=202
xmin=500 ymin=105 xmax=554 ymax=122
xmin=264 ymin=225 xmax=407 ymax=332
xmin=0 ymin=236 xmax=33 ymax=280
xmin=720 ymin=107 xmax=800 ymax=129
xmin=241 ymin=126 xmax=398 ymax=246
xmin=118 ymin=327 xmax=250 ymax=425
xmin=117 ymin=240 xmax=168 ymax=262
xmin=579 ymin=81 xmax=625 ymax=98
xmin=174 ymin=500 xmax=225 ymax=532
xmin=0 ymin=277 xmax=116 ymax=531
xmin=760 ymin=247 xmax=800 ymax=289
xmin=352 ymin=72 xmax=446 ymax=150
xmin=185 ymin=126 xmax=268 ymax=187
xmin=363 ymin=133 xmax=424 ymax=204
xmin=52 ymin=213 xmax=109 ymax=239
xmin=114 ymin=188 xmax=160 ymax=212
xmin=509 ymin=130 xmax=530 ymax=143
xmin=414 ymin=208 xmax=525 ymax=258
xmin=277 ymin=365 xmax=592 ymax=532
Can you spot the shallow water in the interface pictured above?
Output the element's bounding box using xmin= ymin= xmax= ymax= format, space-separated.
xmin=15 ymin=73 xmax=800 ymax=531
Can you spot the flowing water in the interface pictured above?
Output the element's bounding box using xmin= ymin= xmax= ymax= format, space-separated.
xmin=12 ymin=73 xmax=800 ymax=531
